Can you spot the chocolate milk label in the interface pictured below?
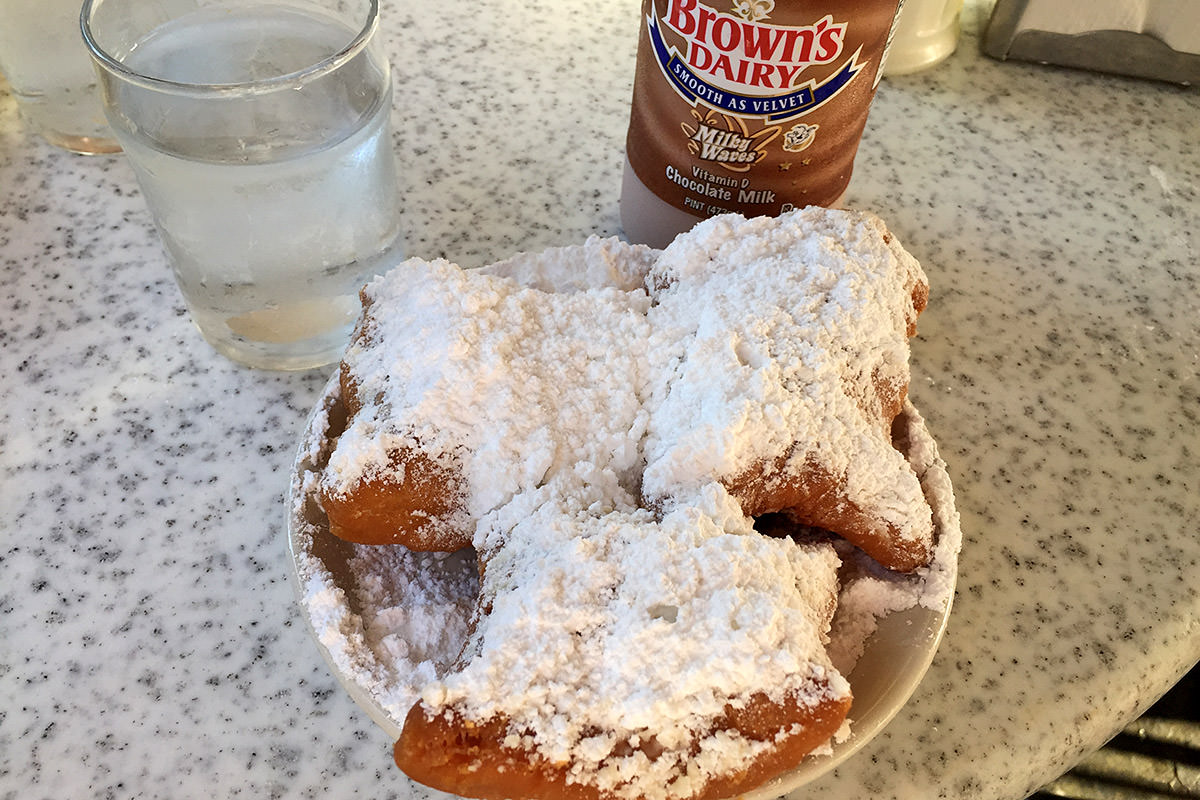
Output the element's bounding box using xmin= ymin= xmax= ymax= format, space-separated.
xmin=650 ymin=0 xmax=865 ymax=121
xmin=626 ymin=0 xmax=901 ymax=215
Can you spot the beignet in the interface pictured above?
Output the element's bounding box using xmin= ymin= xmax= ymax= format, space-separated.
xmin=316 ymin=207 xmax=935 ymax=800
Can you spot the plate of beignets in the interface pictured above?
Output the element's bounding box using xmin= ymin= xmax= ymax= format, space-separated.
xmin=288 ymin=207 xmax=962 ymax=800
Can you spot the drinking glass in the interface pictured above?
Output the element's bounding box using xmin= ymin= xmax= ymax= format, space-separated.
xmin=884 ymin=0 xmax=964 ymax=75
xmin=81 ymin=0 xmax=404 ymax=370
xmin=0 ymin=0 xmax=118 ymax=153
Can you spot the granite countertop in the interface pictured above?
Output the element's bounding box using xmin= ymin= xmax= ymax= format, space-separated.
xmin=2 ymin=0 xmax=1197 ymax=798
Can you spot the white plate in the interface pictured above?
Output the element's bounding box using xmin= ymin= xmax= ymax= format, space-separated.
xmin=287 ymin=371 xmax=961 ymax=798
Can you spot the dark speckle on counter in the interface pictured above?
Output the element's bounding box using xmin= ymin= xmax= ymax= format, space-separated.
xmin=2 ymin=0 xmax=1198 ymax=798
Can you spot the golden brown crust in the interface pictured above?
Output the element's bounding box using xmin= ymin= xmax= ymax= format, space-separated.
xmin=319 ymin=449 xmax=470 ymax=549
xmin=868 ymin=366 xmax=910 ymax=432
xmin=725 ymin=452 xmax=930 ymax=573
xmin=721 ymin=351 xmax=929 ymax=573
xmin=910 ymin=278 xmax=929 ymax=333
xmin=340 ymin=286 xmax=376 ymax=420
xmin=322 ymin=286 xmax=474 ymax=550
xmin=394 ymin=686 xmax=852 ymax=800
xmin=338 ymin=358 xmax=362 ymax=420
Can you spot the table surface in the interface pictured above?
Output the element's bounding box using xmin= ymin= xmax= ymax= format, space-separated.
xmin=2 ymin=1 xmax=1198 ymax=798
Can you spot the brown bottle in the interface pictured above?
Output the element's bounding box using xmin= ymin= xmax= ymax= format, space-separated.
xmin=620 ymin=0 xmax=903 ymax=247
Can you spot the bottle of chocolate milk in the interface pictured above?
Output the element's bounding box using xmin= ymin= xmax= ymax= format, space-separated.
xmin=620 ymin=0 xmax=903 ymax=247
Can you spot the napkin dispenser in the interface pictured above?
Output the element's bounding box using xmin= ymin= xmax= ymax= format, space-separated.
xmin=983 ymin=0 xmax=1200 ymax=84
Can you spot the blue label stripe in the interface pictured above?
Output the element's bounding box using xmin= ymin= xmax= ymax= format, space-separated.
xmin=649 ymin=13 xmax=865 ymax=122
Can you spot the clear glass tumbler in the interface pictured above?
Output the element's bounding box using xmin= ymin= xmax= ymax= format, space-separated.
xmin=81 ymin=0 xmax=404 ymax=370
xmin=0 ymin=0 xmax=119 ymax=153
xmin=883 ymin=0 xmax=964 ymax=76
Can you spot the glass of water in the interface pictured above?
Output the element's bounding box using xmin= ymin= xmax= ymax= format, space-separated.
xmin=0 ymin=0 xmax=119 ymax=153
xmin=81 ymin=0 xmax=403 ymax=371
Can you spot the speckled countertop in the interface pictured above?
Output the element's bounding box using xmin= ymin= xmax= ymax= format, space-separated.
xmin=1 ymin=0 xmax=1197 ymax=798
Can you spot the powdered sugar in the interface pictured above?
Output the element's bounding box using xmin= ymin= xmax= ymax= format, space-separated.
xmin=427 ymin=481 xmax=846 ymax=785
xmin=325 ymin=208 xmax=932 ymax=559
xmin=290 ymin=391 xmax=959 ymax=753
xmin=326 ymin=252 xmax=656 ymax=523
xmin=289 ymin=208 xmax=961 ymax=800
xmin=641 ymin=211 xmax=930 ymax=547
xmin=826 ymin=401 xmax=963 ymax=673
xmin=293 ymin=466 xmax=479 ymax=727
